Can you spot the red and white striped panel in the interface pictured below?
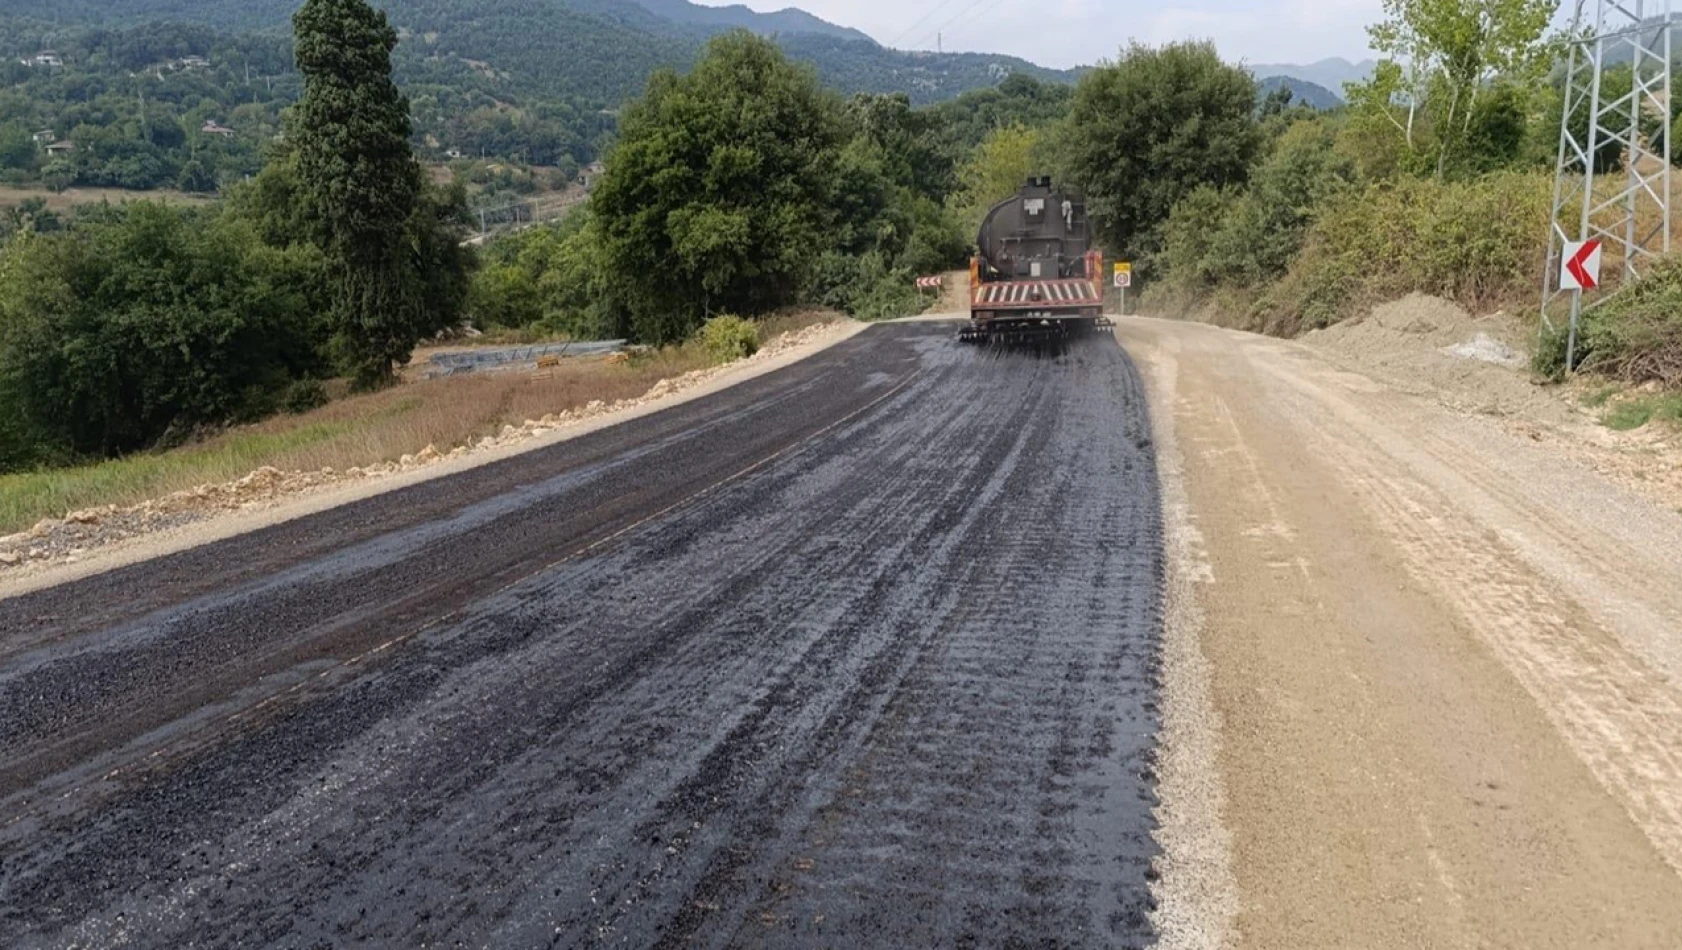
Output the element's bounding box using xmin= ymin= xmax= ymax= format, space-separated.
xmin=915 ymin=275 xmax=944 ymax=289
xmin=973 ymin=279 xmax=1101 ymax=308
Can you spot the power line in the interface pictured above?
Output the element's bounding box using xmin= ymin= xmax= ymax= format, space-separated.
xmin=914 ymin=0 xmax=1007 ymax=55
xmin=886 ymin=0 xmax=965 ymax=49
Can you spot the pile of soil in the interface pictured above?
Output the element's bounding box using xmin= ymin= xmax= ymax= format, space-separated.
xmin=1304 ymin=293 xmax=1682 ymax=508
xmin=1305 ymin=294 xmax=1575 ymax=426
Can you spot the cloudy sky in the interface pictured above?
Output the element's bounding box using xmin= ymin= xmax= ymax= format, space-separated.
xmin=697 ymin=0 xmax=1384 ymax=69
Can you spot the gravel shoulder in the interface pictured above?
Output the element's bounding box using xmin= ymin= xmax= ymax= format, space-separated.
xmin=1120 ymin=313 xmax=1682 ymax=949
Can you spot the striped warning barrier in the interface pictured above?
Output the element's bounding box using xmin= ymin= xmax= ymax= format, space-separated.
xmin=915 ymin=275 xmax=944 ymax=290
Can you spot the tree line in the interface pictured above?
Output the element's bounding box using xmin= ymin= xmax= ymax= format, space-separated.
xmin=470 ymin=58 xmax=1075 ymax=343
xmin=15 ymin=0 xmax=1644 ymax=477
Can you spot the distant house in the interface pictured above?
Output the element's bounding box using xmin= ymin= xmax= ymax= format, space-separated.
xmin=32 ymin=129 xmax=55 ymax=145
xmin=201 ymin=120 xmax=235 ymax=137
xmin=580 ymin=160 xmax=607 ymax=189
xmin=178 ymin=55 xmax=211 ymax=70
xmin=22 ymin=51 xmax=63 ymax=68
xmin=43 ymin=140 xmax=74 ymax=156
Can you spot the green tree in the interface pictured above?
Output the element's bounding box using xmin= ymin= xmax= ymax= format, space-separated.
xmin=928 ymin=74 xmax=1074 ymax=151
xmin=1059 ymin=41 xmax=1262 ymax=257
xmin=847 ymin=92 xmax=957 ymax=203
xmin=0 ymin=204 xmax=323 ymax=466
xmin=469 ymin=263 xmax=543 ymax=328
xmin=291 ymin=0 xmax=430 ymax=386
xmin=952 ymin=124 xmax=1042 ymax=233
xmin=592 ymin=32 xmax=849 ymax=343
xmin=177 ymin=158 xmax=217 ymax=193
xmin=41 ymin=161 xmax=76 ymax=193
xmin=0 ymin=123 xmax=34 ymax=171
xmin=1357 ymin=0 xmax=1555 ymax=177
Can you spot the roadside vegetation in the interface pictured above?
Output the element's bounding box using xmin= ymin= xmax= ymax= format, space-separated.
xmin=462 ymin=33 xmax=991 ymax=343
xmin=1542 ymin=256 xmax=1682 ymax=387
xmin=1056 ymin=0 xmax=1679 ymax=429
xmin=0 ymin=0 xmax=475 ymax=477
xmin=1121 ymin=1 xmax=1560 ymax=329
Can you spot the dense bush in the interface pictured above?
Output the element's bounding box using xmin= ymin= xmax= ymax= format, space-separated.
xmin=1161 ymin=120 xmax=1356 ymax=292
xmin=469 ymin=262 xmax=546 ymax=329
xmin=0 ymin=203 xmax=326 ymax=467
xmin=1536 ymin=256 xmax=1682 ymax=385
xmin=698 ymin=314 xmax=760 ymax=363
xmin=1259 ymin=171 xmax=1550 ymax=333
xmin=282 ymin=378 xmax=330 ymax=414
xmin=808 ymin=250 xmax=928 ymax=321
xmin=462 ymin=209 xmax=626 ymax=339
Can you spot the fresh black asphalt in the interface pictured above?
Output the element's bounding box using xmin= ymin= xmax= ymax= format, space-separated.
xmin=0 ymin=322 xmax=1164 ymax=948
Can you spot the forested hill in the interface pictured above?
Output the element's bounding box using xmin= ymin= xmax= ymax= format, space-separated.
xmin=12 ymin=0 xmax=1073 ymax=105
xmin=12 ymin=0 xmax=866 ymax=42
xmin=1257 ymin=76 xmax=1341 ymax=111
xmin=574 ymin=0 xmax=873 ymax=43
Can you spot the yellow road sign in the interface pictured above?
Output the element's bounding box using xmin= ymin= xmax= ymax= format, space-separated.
xmin=1113 ymin=261 xmax=1132 ymax=289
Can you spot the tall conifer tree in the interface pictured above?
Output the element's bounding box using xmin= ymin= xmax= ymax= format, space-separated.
xmin=292 ymin=0 xmax=425 ymax=386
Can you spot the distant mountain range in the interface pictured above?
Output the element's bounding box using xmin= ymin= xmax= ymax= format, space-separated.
xmin=5 ymin=0 xmax=867 ymax=41
xmin=11 ymin=0 xmax=1369 ymax=110
xmin=8 ymin=0 xmax=1071 ymax=105
xmin=1247 ymin=57 xmax=1376 ymax=100
xmin=619 ymin=0 xmax=872 ymax=42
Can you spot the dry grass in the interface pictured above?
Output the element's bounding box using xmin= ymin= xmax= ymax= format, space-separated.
xmin=0 ymin=185 xmax=212 ymax=213
xmin=0 ymin=311 xmax=842 ymax=536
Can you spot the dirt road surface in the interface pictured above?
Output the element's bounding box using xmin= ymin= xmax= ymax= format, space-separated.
xmin=0 ymin=324 xmax=1163 ymax=948
xmin=1121 ymin=316 xmax=1682 ymax=949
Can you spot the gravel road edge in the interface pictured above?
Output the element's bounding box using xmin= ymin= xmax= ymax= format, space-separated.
xmin=1138 ymin=338 xmax=1239 ymax=950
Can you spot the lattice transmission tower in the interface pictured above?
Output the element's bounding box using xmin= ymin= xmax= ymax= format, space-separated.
xmin=1543 ymin=0 xmax=1673 ymax=369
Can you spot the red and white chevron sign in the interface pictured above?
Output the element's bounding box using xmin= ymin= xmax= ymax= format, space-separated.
xmin=1561 ymin=239 xmax=1602 ymax=291
xmin=915 ymin=276 xmax=943 ymax=290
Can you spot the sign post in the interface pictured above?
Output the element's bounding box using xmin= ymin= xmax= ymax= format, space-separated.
xmin=1559 ymin=240 xmax=1602 ymax=373
xmin=1113 ymin=262 xmax=1132 ymax=315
